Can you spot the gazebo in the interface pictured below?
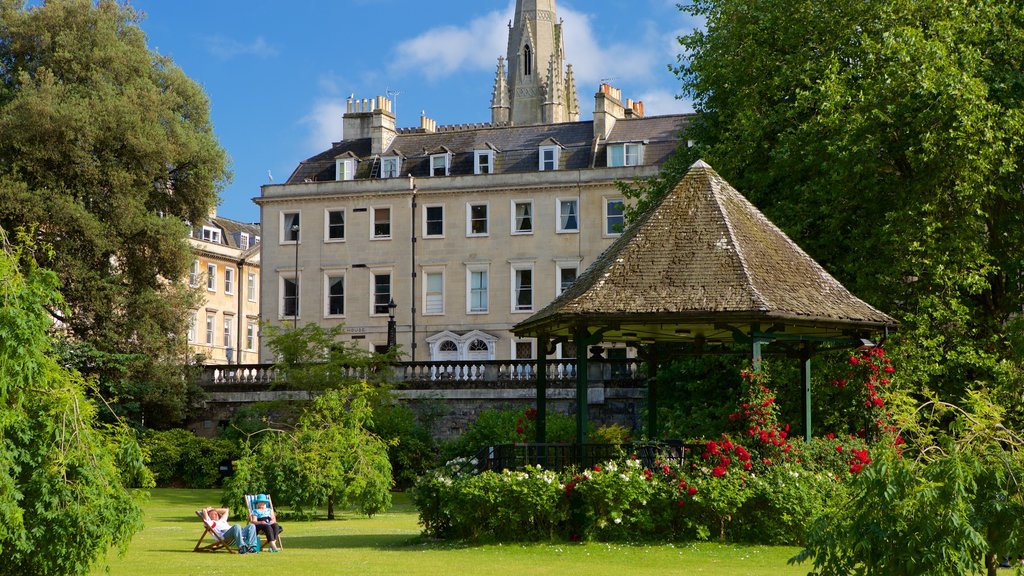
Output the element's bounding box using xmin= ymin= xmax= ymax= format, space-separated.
xmin=513 ymin=160 xmax=897 ymax=445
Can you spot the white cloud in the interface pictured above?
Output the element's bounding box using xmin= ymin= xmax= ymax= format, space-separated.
xmin=559 ymin=8 xmax=661 ymax=87
xmin=392 ymin=7 xmax=513 ymax=80
xmin=300 ymin=100 xmax=345 ymax=153
xmin=205 ymin=35 xmax=278 ymax=60
xmin=635 ymin=89 xmax=693 ymax=116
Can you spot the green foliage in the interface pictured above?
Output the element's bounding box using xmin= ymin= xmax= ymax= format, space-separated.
xmin=0 ymin=0 xmax=230 ymax=426
xmin=225 ymin=389 xmax=393 ymax=519
xmin=637 ymin=0 xmax=1024 ymax=412
xmin=140 ymin=428 xmax=238 ymax=488
xmin=0 ymin=233 xmax=144 ymax=575
xmin=225 ymin=323 xmax=395 ymax=517
xmin=261 ymin=322 xmax=397 ymax=392
xmin=367 ymin=400 xmax=437 ymax=491
xmin=440 ymin=407 xmax=581 ymax=461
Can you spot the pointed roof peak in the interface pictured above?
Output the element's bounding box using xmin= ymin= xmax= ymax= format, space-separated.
xmin=690 ymin=159 xmax=712 ymax=170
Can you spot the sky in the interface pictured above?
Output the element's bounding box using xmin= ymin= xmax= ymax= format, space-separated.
xmin=128 ymin=0 xmax=701 ymax=223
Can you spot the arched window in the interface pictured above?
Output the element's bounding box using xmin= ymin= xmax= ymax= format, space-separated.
xmin=440 ymin=340 xmax=458 ymax=352
xmin=523 ymin=45 xmax=532 ymax=76
xmin=466 ymin=339 xmax=490 ymax=361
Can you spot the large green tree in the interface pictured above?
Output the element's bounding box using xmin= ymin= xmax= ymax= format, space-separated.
xmin=0 ymin=0 xmax=229 ymax=426
xmin=0 ymin=232 xmax=148 ymax=576
xmin=631 ymin=0 xmax=1024 ymax=411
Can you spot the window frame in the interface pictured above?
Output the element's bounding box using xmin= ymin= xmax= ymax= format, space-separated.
xmin=224 ymin=267 xmax=235 ymax=295
xmin=512 ymin=338 xmax=536 ymax=360
xmin=607 ymin=142 xmax=644 ymax=167
xmin=423 ymin=204 xmax=445 ymax=239
xmin=474 ymin=150 xmax=494 ymax=175
xmin=206 ymin=263 xmax=217 ymax=292
xmin=466 ymin=264 xmax=489 ymax=314
xmin=205 ymin=312 xmax=215 ymax=346
xmin=336 ymin=157 xmax=356 ymax=181
xmin=556 ymin=197 xmax=580 ymax=234
xmin=201 ymin=226 xmax=222 ymax=243
xmin=187 ymin=312 xmax=197 ymax=343
xmin=247 ymin=272 xmax=257 ymax=302
xmin=280 ymin=212 xmax=301 ymax=244
xmin=430 ymin=153 xmax=450 ymax=177
xmin=370 ymin=269 xmax=393 ymax=316
xmin=555 ymin=260 xmax=579 ymax=296
xmin=323 ymin=271 xmax=346 ymax=318
xmin=511 ymin=262 xmax=535 ymax=313
xmin=279 ymin=273 xmax=299 ymax=320
xmin=511 ymin=199 xmax=534 ymax=235
xmin=370 ymin=206 xmax=392 ymax=240
xmin=538 ymin=145 xmax=560 ymax=171
xmin=422 ymin=267 xmax=445 ymax=316
xmin=604 ymin=197 xmax=626 ymax=237
xmin=246 ymin=321 xmax=256 ymax=350
xmin=324 ymin=208 xmax=346 ymax=242
xmin=189 ymin=260 xmax=200 ymax=287
xmin=381 ymin=156 xmax=401 ymax=179
xmin=223 ymin=315 xmax=234 ymax=348
xmin=466 ymin=202 xmax=489 ymax=237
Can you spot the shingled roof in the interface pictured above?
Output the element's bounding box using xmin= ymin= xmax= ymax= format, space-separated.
xmin=285 ymin=115 xmax=690 ymax=184
xmin=513 ymin=160 xmax=897 ymax=344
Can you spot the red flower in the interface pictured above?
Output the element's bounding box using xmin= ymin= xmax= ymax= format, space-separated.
xmin=662 ymin=464 xmax=671 ymax=475
xmin=687 ymin=486 xmax=698 ymax=496
xmin=836 ymin=445 xmax=843 ymax=452
xmin=677 ymin=499 xmax=685 ymax=507
xmin=712 ymin=466 xmax=727 ymax=477
xmin=743 ymin=462 xmax=752 ymax=470
xmin=593 ymin=465 xmax=602 ymax=472
xmin=515 ymin=425 xmax=524 ymax=434
xmin=849 ymin=463 xmax=863 ymax=474
xmin=849 ymin=356 xmax=860 ymax=365
xmin=884 ymin=366 xmax=895 ymax=374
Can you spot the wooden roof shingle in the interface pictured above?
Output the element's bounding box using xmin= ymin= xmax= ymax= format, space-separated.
xmin=513 ymin=160 xmax=896 ymax=343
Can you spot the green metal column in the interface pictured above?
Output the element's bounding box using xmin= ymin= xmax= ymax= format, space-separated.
xmin=800 ymin=345 xmax=812 ymax=442
xmin=535 ymin=335 xmax=548 ymax=444
xmin=646 ymin=346 xmax=660 ymax=439
xmin=751 ymin=339 xmax=763 ymax=372
xmin=574 ymin=329 xmax=588 ymax=448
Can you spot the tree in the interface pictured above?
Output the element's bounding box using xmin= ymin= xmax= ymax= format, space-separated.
xmin=224 ymin=324 xmax=395 ymax=519
xmin=628 ymin=0 xmax=1024 ymax=413
xmin=0 ymin=0 xmax=229 ymax=426
xmin=0 ymin=231 xmax=148 ymax=576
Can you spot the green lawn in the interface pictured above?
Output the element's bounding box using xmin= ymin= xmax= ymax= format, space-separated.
xmin=92 ymin=488 xmax=810 ymax=576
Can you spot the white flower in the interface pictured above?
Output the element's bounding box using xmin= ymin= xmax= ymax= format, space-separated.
xmin=613 ymin=517 xmax=622 ymax=524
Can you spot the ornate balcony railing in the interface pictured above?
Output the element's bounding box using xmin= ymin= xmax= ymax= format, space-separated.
xmin=200 ymin=359 xmax=646 ymax=390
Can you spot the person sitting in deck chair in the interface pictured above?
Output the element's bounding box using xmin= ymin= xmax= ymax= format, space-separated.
xmin=201 ymin=506 xmax=260 ymax=554
xmin=248 ymin=494 xmax=283 ymax=551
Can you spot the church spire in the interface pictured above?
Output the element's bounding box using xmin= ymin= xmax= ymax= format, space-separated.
xmin=496 ymin=0 xmax=574 ymax=125
xmin=491 ymin=57 xmax=510 ymax=125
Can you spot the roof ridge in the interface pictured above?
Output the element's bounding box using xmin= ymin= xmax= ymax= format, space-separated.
xmin=703 ymin=166 xmax=770 ymax=311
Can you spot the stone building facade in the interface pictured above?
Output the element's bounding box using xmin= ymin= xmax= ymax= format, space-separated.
xmin=187 ymin=213 xmax=261 ymax=364
xmin=255 ymin=0 xmax=691 ymax=362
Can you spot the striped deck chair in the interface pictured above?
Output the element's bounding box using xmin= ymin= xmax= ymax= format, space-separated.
xmin=193 ymin=510 xmax=236 ymax=553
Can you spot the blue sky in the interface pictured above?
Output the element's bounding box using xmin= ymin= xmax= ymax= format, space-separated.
xmin=129 ymin=0 xmax=700 ymax=223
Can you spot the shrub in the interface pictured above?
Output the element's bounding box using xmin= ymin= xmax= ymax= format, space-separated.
xmin=368 ymin=401 xmax=436 ymax=491
xmin=141 ymin=429 xmax=238 ymax=488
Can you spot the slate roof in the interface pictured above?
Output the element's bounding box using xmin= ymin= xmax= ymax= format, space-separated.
xmin=513 ymin=161 xmax=897 ymax=343
xmin=193 ymin=216 xmax=261 ymax=252
xmin=286 ymin=115 xmax=691 ymax=184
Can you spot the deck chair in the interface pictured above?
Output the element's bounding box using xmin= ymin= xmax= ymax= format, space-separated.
xmin=193 ymin=510 xmax=237 ymax=553
xmin=245 ymin=494 xmax=284 ymax=550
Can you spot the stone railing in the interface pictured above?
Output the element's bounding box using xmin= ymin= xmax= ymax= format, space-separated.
xmin=200 ymin=359 xmax=645 ymax=390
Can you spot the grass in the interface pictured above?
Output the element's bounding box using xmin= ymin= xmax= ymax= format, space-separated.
xmin=92 ymin=488 xmax=810 ymax=576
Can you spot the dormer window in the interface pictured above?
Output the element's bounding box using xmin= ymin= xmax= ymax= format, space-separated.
xmin=201 ymin=226 xmax=221 ymax=243
xmin=336 ymin=158 xmax=356 ymax=181
xmin=608 ymin=142 xmax=644 ymax=167
xmin=474 ymin=150 xmax=495 ymax=175
xmin=381 ymin=156 xmax=401 ymax=178
xmin=237 ymin=232 xmax=250 ymax=250
xmin=430 ymin=153 xmax=450 ymax=177
xmin=539 ymin=146 xmax=560 ymax=171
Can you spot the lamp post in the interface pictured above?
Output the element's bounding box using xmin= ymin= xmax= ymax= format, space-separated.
xmin=387 ymin=298 xmax=397 ymax=352
xmin=291 ymin=222 xmax=300 ymax=329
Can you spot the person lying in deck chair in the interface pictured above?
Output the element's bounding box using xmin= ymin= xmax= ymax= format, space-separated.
xmin=248 ymin=494 xmax=283 ymax=551
xmin=201 ymin=506 xmax=260 ymax=554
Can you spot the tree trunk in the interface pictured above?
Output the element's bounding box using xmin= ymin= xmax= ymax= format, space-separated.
xmin=327 ymin=494 xmax=335 ymax=520
xmin=986 ymin=552 xmax=998 ymax=576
